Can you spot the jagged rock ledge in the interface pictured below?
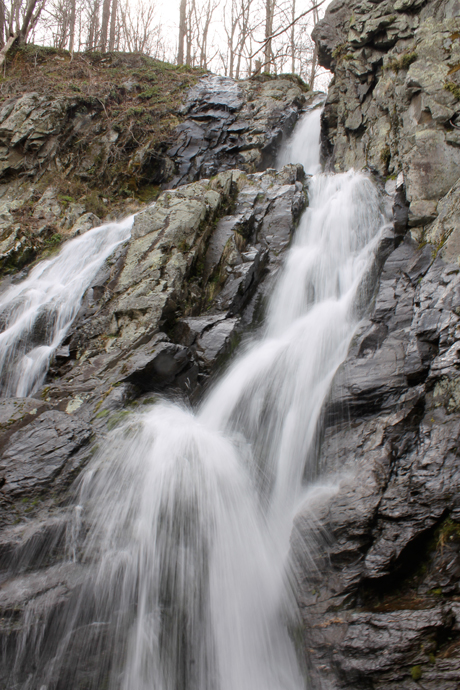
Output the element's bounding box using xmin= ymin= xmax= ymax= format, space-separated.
xmin=291 ymin=1 xmax=460 ymax=688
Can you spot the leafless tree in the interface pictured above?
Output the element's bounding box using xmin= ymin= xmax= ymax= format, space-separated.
xmin=0 ymin=0 xmax=46 ymax=65
xmin=119 ymin=0 xmax=161 ymax=55
xmin=264 ymin=0 xmax=274 ymax=72
xmin=177 ymin=0 xmax=186 ymax=63
xmin=99 ymin=0 xmax=110 ymax=50
xmin=108 ymin=0 xmax=116 ymax=50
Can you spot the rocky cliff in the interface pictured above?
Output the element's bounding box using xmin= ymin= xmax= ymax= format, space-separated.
xmin=293 ymin=1 xmax=460 ymax=688
xmin=0 ymin=47 xmax=311 ymax=277
xmin=2 ymin=1 xmax=460 ymax=686
xmin=0 ymin=77 xmax=318 ymax=685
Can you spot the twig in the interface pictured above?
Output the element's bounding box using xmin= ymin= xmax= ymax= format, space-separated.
xmin=96 ymin=97 xmax=110 ymax=121
xmin=246 ymin=0 xmax=326 ymax=59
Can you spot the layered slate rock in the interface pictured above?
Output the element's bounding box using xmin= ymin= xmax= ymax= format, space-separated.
xmin=291 ymin=6 xmax=460 ymax=682
xmin=169 ymin=73 xmax=315 ymax=186
xmin=313 ymin=0 xmax=460 ymax=234
xmin=0 ymin=163 xmax=306 ymax=525
xmin=292 ymin=222 xmax=460 ymax=688
xmin=0 ymin=68 xmax=314 ymax=277
xmin=0 ymin=160 xmax=308 ymax=684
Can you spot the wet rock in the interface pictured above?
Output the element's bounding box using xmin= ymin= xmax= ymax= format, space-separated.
xmin=55 ymin=164 xmax=307 ymax=406
xmin=0 ymin=410 xmax=92 ymax=497
xmin=121 ymin=338 xmax=197 ymax=392
xmin=169 ymin=73 xmax=319 ymax=186
xmin=0 ymin=513 xmax=69 ymax=574
xmin=314 ymin=0 xmax=460 ymax=233
xmin=294 ymin=200 xmax=460 ymax=688
xmin=195 ymin=317 xmax=239 ymax=370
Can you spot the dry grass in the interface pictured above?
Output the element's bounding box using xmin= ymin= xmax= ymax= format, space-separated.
xmin=0 ymin=46 xmax=205 ymax=208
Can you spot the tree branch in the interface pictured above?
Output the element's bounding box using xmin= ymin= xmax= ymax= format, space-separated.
xmin=248 ymin=0 xmax=326 ymax=59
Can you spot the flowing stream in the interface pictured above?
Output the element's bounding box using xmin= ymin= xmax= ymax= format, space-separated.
xmin=5 ymin=109 xmax=389 ymax=689
xmin=0 ymin=216 xmax=133 ymax=398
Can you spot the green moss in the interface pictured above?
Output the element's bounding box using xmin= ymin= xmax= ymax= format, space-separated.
xmin=410 ymin=665 xmax=422 ymax=681
xmin=177 ymin=239 xmax=190 ymax=253
xmin=445 ymin=81 xmax=460 ymax=101
xmin=332 ymin=43 xmax=349 ymax=62
xmin=126 ymin=106 xmax=145 ymax=117
xmin=107 ymin=410 xmax=131 ymax=430
xmin=138 ymin=86 xmax=160 ymax=100
xmin=438 ymin=517 xmax=460 ymax=544
xmin=85 ymin=191 xmax=108 ymax=217
xmin=385 ymin=51 xmax=418 ymax=73
xmin=44 ymin=233 xmax=62 ymax=247
xmin=380 ymin=145 xmax=391 ymax=170
xmin=95 ymin=408 xmax=110 ymax=419
xmin=136 ymin=184 xmax=160 ymax=203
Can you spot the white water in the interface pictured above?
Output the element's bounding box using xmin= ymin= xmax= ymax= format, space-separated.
xmin=0 ymin=216 xmax=133 ymax=397
xmin=9 ymin=110 xmax=389 ymax=689
xmin=277 ymin=106 xmax=322 ymax=175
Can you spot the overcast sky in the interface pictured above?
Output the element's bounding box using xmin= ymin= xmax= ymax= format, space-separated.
xmin=156 ymin=0 xmax=333 ymax=88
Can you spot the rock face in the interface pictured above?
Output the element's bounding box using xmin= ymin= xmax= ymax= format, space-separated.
xmin=0 ymin=163 xmax=307 ymax=519
xmin=290 ymin=1 xmax=460 ymax=688
xmin=313 ymin=0 xmax=460 ymax=234
xmin=0 ymin=157 xmax=309 ymax=685
xmin=0 ymin=57 xmax=315 ymax=277
xmin=0 ymin=60 xmax=319 ymax=682
xmin=5 ymin=4 xmax=460 ymax=685
xmin=169 ymin=74 xmax=310 ymax=186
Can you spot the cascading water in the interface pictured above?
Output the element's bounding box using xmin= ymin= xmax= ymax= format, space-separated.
xmin=6 ymin=108 xmax=390 ymax=690
xmin=0 ymin=216 xmax=133 ymax=398
xmin=277 ymin=105 xmax=323 ymax=175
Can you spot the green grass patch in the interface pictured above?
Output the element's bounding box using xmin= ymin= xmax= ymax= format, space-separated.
xmin=385 ymin=51 xmax=417 ymax=73
xmin=445 ymin=81 xmax=460 ymax=100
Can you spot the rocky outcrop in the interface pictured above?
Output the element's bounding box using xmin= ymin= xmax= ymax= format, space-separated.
xmin=0 ymin=163 xmax=307 ymax=523
xmin=0 ymin=159 xmax=308 ymax=686
xmin=292 ymin=229 xmax=460 ymax=688
xmin=313 ymin=0 xmax=460 ymax=235
xmin=291 ymin=2 xmax=460 ymax=687
xmin=169 ymin=74 xmax=309 ymax=186
xmin=0 ymin=54 xmax=314 ymax=277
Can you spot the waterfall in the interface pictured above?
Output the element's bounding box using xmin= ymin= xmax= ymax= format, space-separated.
xmin=277 ymin=106 xmax=323 ymax=175
xmin=0 ymin=216 xmax=133 ymax=398
xmin=6 ymin=109 xmax=390 ymax=689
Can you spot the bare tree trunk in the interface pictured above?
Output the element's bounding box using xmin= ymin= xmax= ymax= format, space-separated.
xmin=0 ymin=1 xmax=5 ymax=49
xmin=309 ymin=43 xmax=318 ymax=88
xmin=100 ymin=0 xmax=110 ymax=50
xmin=19 ymin=0 xmax=42 ymax=43
xmin=227 ymin=0 xmax=236 ymax=78
xmin=177 ymin=0 xmax=186 ymax=63
xmin=185 ymin=0 xmax=195 ymax=65
xmin=87 ymin=0 xmax=100 ymax=51
xmin=108 ymin=0 xmax=117 ymax=50
xmin=308 ymin=0 xmax=319 ymax=88
xmin=235 ymin=0 xmax=252 ymax=79
xmin=264 ymin=0 xmax=274 ymax=73
xmin=0 ymin=33 xmax=17 ymax=68
xmin=69 ymin=0 xmax=76 ymax=52
xmin=290 ymin=0 xmax=295 ymax=73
